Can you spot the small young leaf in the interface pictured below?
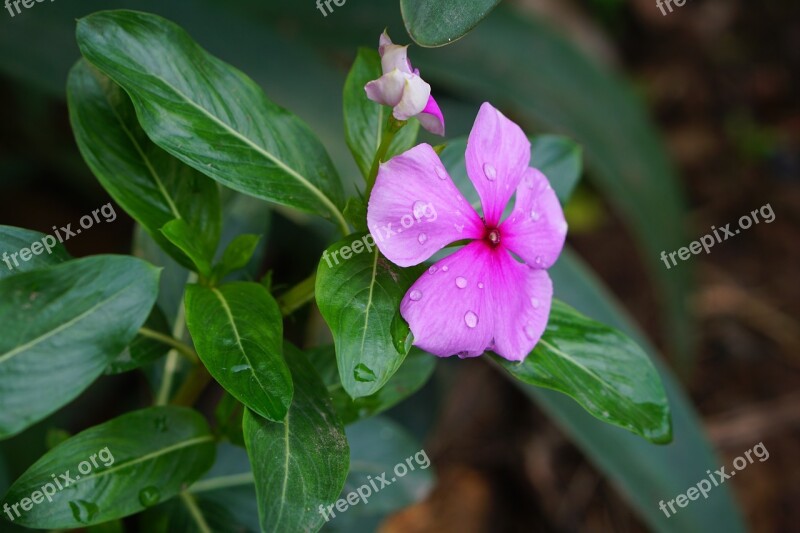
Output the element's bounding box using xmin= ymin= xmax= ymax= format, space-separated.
xmin=160 ymin=219 xmax=214 ymax=277
xmin=76 ymin=10 xmax=347 ymax=231
xmin=185 ymin=282 xmax=292 ymax=422
xmin=344 ymin=48 xmax=420 ymax=179
xmin=0 ymin=255 xmax=159 ymax=439
xmin=316 ymin=233 xmax=423 ymax=399
xmin=308 ymin=346 xmax=436 ymax=425
xmin=213 ymin=234 xmax=261 ymax=281
xmin=107 ymin=305 xmax=171 ymax=375
xmin=0 ymin=226 xmax=70 ymax=279
xmin=0 ymin=406 xmax=215 ymax=529
xmin=243 ymin=344 xmax=349 ymax=533
xmin=496 ymin=299 xmax=672 ymax=443
xmin=67 ymin=60 xmax=221 ymax=270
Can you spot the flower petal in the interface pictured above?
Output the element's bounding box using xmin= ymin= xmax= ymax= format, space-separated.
xmin=488 ymin=250 xmax=553 ymax=361
xmin=378 ymin=31 xmax=393 ymax=56
xmin=392 ymin=75 xmax=431 ymax=120
xmin=381 ymin=43 xmax=414 ymax=75
xmin=401 ymin=242 xmax=496 ymax=358
xmin=465 ymin=103 xmax=531 ymax=226
xmin=417 ymin=95 xmax=445 ymax=136
xmin=367 ymin=144 xmax=484 ymax=267
xmin=364 ymin=69 xmax=406 ymax=107
xmin=499 ymin=168 xmax=568 ymax=269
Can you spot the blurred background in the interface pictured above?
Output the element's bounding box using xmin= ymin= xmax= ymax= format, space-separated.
xmin=0 ymin=0 xmax=798 ymax=531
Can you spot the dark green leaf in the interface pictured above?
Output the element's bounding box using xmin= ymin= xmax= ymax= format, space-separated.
xmin=213 ymin=234 xmax=261 ymax=281
xmin=160 ymin=219 xmax=214 ymax=277
xmin=243 ymin=344 xmax=349 ymax=533
xmin=316 ymin=233 xmax=423 ymax=399
xmin=308 ymin=346 xmax=436 ymax=425
xmin=343 ymin=48 xmax=420 ymax=178
xmin=401 ymin=0 xmax=502 ymax=47
xmin=67 ymin=59 xmax=221 ymax=270
xmin=0 ymin=226 xmax=70 ymax=279
xmin=496 ymin=300 xmax=671 ymax=443
xmin=0 ymin=406 xmax=215 ymax=529
xmin=0 ymin=255 xmax=159 ymax=439
xmin=214 ymin=393 xmax=245 ymax=447
xmin=107 ymin=305 xmax=171 ymax=375
xmin=76 ymin=10 xmax=348 ymax=232
xmin=185 ymin=282 xmax=292 ymax=422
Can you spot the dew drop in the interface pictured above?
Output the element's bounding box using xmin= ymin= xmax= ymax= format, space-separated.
xmin=602 ymin=411 xmax=610 ymax=418
xmin=231 ymin=364 xmax=251 ymax=374
xmin=454 ymin=223 xmax=464 ymax=233
xmin=483 ymin=163 xmax=497 ymax=181
xmin=354 ymin=364 xmax=377 ymax=382
xmin=412 ymin=201 xmax=428 ymax=220
xmin=455 ymin=277 xmax=468 ymax=289
xmin=530 ymin=209 xmax=540 ymax=221
xmin=69 ymin=500 xmax=99 ymax=524
xmin=409 ymin=289 xmax=423 ymax=301
xmin=442 ymin=266 xmax=449 ymax=272
xmin=478 ymin=282 xmax=485 ymax=289
xmin=464 ymin=311 xmax=478 ymax=328
xmin=417 ymin=233 xmax=428 ymax=245
xmin=153 ymin=416 xmax=169 ymax=433
xmin=428 ymin=265 xmax=438 ymax=275
xmin=435 ymin=166 xmax=448 ymax=180
xmin=531 ymin=298 xmax=540 ymax=309
xmin=456 ymin=351 xmax=470 ymax=359
xmin=534 ymin=256 xmax=543 ymax=266
xmin=138 ymin=486 xmax=161 ymax=508
xmin=524 ymin=325 xmax=537 ymax=339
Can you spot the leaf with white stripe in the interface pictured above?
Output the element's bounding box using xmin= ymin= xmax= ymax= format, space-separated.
xmin=243 ymin=344 xmax=349 ymax=533
xmin=0 ymin=406 xmax=215 ymax=529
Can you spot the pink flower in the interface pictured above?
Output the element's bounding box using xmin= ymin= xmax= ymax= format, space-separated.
xmin=364 ymin=32 xmax=445 ymax=136
xmin=367 ymin=103 xmax=568 ymax=361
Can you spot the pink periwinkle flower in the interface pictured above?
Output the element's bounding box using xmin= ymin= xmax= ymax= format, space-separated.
xmin=364 ymin=31 xmax=445 ymax=136
xmin=367 ymin=103 xmax=568 ymax=361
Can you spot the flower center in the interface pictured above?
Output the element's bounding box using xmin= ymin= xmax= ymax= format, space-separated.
xmin=485 ymin=227 xmax=501 ymax=247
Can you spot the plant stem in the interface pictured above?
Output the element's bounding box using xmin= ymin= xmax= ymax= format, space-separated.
xmin=138 ymin=327 xmax=199 ymax=364
xmin=155 ymin=272 xmax=196 ymax=406
xmin=365 ymin=117 xmax=406 ymax=198
xmin=171 ymin=364 xmax=213 ymax=407
xmin=278 ymin=272 xmax=317 ymax=316
xmin=188 ymin=472 xmax=255 ymax=494
xmin=179 ymin=492 xmax=213 ymax=533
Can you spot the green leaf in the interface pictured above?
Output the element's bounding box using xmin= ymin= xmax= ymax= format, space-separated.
xmin=0 ymin=226 xmax=70 ymax=279
xmin=440 ymin=134 xmax=582 ymax=208
xmin=213 ymin=234 xmax=261 ymax=281
xmin=76 ymin=10 xmax=348 ymax=232
xmin=401 ymin=0 xmax=503 ymax=47
xmin=106 ymin=304 xmax=171 ymax=375
xmin=214 ymin=393 xmax=246 ymax=447
xmin=243 ymin=344 xmax=349 ymax=533
xmin=0 ymin=406 xmax=215 ymax=529
xmin=185 ymin=282 xmax=292 ymax=422
xmin=160 ymin=219 xmax=215 ymax=277
xmin=343 ymin=48 xmax=420 ymax=179
xmin=496 ymin=300 xmax=671 ymax=443
xmin=0 ymin=255 xmax=159 ymax=439
xmin=316 ymin=233 xmax=423 ymax=399
xmin=67 ymin=59 xmax=221 ymax=270
xmin=308 ymin=346 xmax=436 ymax=425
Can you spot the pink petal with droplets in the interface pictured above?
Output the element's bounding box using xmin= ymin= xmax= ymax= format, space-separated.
xmin=367 ymin=144 xmax=484 ymax=267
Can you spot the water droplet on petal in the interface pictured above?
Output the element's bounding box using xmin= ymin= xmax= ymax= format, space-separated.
xmin=69 ymin=500 xmax=99 ymax=524
xmin=417 ymin=233 xmax=428 ymax=244
xmin=428 ymin=265 xmax=438 ymax=275
xmin=412 ymin=201 xmax=428 ymax=220
xmin=442 ymin=266 xmax=449 ymax=272
xmin=483 ymin=163 xmax=497 ymax=181
xmin=409 ymin=289 xmax=422 ymax=301
xmin=464 ymin=311 xmax=478 ymax=328
xmin=454 ymin=223 xmax=464 ymax=233
xmin=531 ymin=298 xmax=540 ymax=309
xmin=435 ymin=166 xmax=448 ymax=180
xmin=524 ymin=325 xmax=538 ymax=339
xmin=138 ymin=487 xmax=161 ymax=508
xmin=457 ymin=351 xmax=470 ymax=359
xmin=534 ymin=256 xmax=543 ymax=266
xmin=455 ymin=276 xmax=467 ymax=289
xmin=478 ymin=282 xmax=484 ymax=289
xmin=530 ymin=209 xmax=540 ymax=221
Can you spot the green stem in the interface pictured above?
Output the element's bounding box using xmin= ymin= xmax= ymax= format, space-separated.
xmin=278 ymin=272 xmax=317 ymax=316
xmin=365 ymin=117 xmax=406 ymax=198
xmin=155 ymin=272 xmax=196 ymax=406
xmin=138 ymin=327 xmax=199 ymax=364
xmin=170 ymin=364 xmax=213 ymax=407
xmin=179 ymin=492 xmax=213 ymax=533
xmin=189 ymin=472 xmax=255 ymax=494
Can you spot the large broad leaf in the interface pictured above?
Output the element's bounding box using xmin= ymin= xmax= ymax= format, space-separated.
xmin=400 ymin=0 xmax=503 ymax=47
xmin=0 ymin=226 xmax=70 ymax=279
xmin=496 ymin=300 xmax=671 ymax=443
xmin=322 ymin=416 xmax=434 ymax=531
xmin=243 ymin=344 xmax=349 ymax=533
xmin=67 ymin=59 xmax=221 ymax=270
xmin=343 ymin=48 xmax=420 ymax=179
xmin=0 ymin=406 xmax=215 ymax=529
xmin=316 ymin=233 xmax=422 ymax=399
xmin=185 ymin=282 xmax=292 ymax=422
xmin=0 ymin=255 xmax=159 ymax=439
xmin=75 ymin=10 xmax=348 ymax=232
xmin=308 ymin=346 xmax=436 ymax=425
